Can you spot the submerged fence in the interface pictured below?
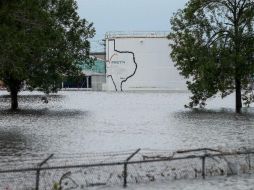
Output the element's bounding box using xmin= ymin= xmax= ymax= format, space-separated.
xmin=0 ymin=147 xmax=254 ymax=190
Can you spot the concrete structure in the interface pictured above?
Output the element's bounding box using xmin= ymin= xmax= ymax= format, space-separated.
xmin=104 ymin=31 xmax=187 ymax=92
xmin=82 ymin=58 xmax=106 ymax=91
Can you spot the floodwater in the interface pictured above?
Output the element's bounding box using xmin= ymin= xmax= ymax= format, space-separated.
xmin=0 ymin=90 xmax=254 ymax=158
xmin=0 ymin=91 xmax=254 ymax=190
xmin=99 ymin=174 xmax=254 ymax=190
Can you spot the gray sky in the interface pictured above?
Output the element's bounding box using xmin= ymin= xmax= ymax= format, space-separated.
xmin=76 ymin=0 xmax=189 ymax=51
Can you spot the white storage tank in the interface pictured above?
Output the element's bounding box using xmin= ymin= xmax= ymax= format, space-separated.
xmin=104 ymin=31 xmax=187 ymax=92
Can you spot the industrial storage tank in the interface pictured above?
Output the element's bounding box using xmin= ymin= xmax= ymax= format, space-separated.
xmin=104 ymin=31 xmax=187 ymax=92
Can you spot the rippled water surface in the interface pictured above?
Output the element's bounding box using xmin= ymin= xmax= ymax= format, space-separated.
xmin=0 ymin=91 xmax=254 ymax=158
xmin=99 ymin=174 xmax=254 ymax=190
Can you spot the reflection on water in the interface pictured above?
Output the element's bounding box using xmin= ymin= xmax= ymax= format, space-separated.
xmin=0 ymin=109 xmax=88 ymax=118
xmin=174 ymin=108 xmax=254 ymax=121
xmin=0 ymin=130 xmax=28 ymax=157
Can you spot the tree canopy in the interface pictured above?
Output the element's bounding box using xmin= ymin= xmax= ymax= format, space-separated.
xmin=0 ymin=0 xmax=95 ymax=110
xmin=168 ymin=0 xmax=254 ymax=113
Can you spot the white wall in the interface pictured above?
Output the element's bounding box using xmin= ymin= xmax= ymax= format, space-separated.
xmin=105 ymin=37 xmax=187 ymax=91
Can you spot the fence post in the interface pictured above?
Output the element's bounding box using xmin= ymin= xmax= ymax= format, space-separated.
xmin=123 ymin=149 xmax=141 ymax=188
xmin=35 ymin=168 xmax=40 ymax=190
xmin=201 ymin=156 xmax=206 ymax=179
xmin=35 ymin=154 xmax=54 ymax=190
xmin=123 ymin=162 xmax=128 ymax=188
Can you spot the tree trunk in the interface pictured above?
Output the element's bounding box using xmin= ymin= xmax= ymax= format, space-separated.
xmin=235 ymin=78 xmax=242 ymax=113
xmin=10 ymin=88 xmax=18 ymax=110
xmin=3 ymin=75 xmax=21 ymax=110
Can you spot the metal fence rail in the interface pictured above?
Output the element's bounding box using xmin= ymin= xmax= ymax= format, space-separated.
xmin=0 ymin=147 xmax=254 ymax=190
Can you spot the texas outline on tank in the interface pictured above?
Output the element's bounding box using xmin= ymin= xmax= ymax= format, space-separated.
xmin=106 ymin=39 xmax=138 ymax=91
xmin=105 ymin=31 xmax=187 ymax=92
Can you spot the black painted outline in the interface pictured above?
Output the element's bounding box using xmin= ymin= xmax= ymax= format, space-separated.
xmin=109 ymin=39 xmax=138 ymax=91
xmin=107 ymin=75 xmax=118 ymax=91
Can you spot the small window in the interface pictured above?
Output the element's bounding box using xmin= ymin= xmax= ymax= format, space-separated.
xmin=63 ymin=75 xmax=92 ymax=89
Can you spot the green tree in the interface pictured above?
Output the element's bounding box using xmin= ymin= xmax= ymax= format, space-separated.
xmin=168 ymin=0 xmax=254 ymax=113
xmin=0 ymin=0 xmax=95 ymax=110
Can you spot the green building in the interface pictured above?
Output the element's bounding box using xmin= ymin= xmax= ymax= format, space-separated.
xmin=63 ymin=53 xmax=106 ymax=91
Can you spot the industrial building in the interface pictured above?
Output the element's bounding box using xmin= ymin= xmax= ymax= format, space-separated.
xmin=62 ymin=53 xmax=106 ymax=91
xmin=103 ymin=31 xmax=187 ymax=92
xmin=62 ymin=31 xmax=187 ymax=92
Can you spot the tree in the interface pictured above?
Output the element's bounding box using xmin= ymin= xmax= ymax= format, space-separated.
xmin=168 ymin=0 xmax=254 ymax=113
xmin=0 ymin=0 xmax=95 ymax=110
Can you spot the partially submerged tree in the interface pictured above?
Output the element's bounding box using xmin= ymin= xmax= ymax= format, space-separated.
xmin=0 ymin=0 xmax=95 ymax=110
xmin=168 ymin=0 xmax=254 ymax=113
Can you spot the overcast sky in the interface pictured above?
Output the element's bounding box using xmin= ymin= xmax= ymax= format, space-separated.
xmin=76 ymin=0 xmax=189 ymax=51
